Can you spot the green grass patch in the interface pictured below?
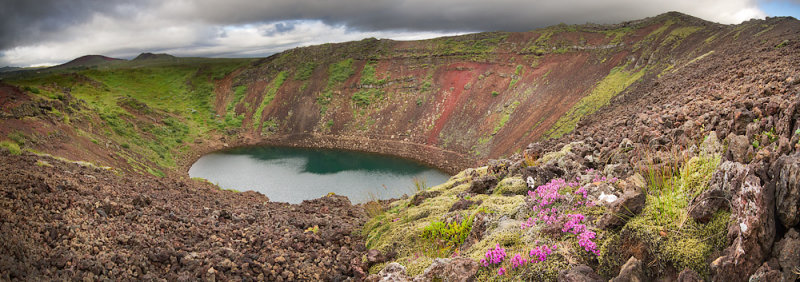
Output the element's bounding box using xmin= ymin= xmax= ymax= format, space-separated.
xmin=352 ymin=88 xmax=384 ymax=107
xmin=493 ymin=101 xmax=520 ymax=135
xmin=606 ymin=154 xmax=725 ymax=277
xmin=545 ymin=65 xmax=645 ymax=139
xmin=360 ymin=61 xmax=388 ymax=86
xmin=252 ymin=71 xmax=287 ymax=131
xmin=328 ymin=58 xmax=354 ymax=87
xmin=0 ymin=141 xmax=21 ymax=155
xmin=294 ymin=62 xmax=316 ymax=81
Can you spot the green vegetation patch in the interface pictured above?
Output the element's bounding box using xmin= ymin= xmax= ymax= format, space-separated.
xmin=252 ymin=71 xmax=287 ymax=131
xmin=294 ymin=62 xmax=316 ymax=81
xmin=359 ymin=61 xmax=388 ymax=86
xmin=327 ymin=58 xmax=355 ymax=87
xmin=602 ymin=154 xmax=726 ymax=277
xmin=545 ymin=65 xmax=645 ymax=139
xmin=493 ymin=101 xmax=520 ymax=135
xmin=352 ymin=88 xmax=384 ymax=107
xmin=0 ymin=141 xmax=21 ymax=155
xmin=8 ymin=58 xmax=251 ymax=172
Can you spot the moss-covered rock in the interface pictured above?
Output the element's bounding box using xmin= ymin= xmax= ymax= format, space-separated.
xmin=493 ymin=177 xmax=529 ymax=195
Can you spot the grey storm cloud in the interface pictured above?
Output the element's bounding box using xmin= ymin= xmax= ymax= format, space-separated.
xmin=0 ymin=0 xmax=771 ymax=66
xmin=169 ymin=0 xmax=762 ymax=31
xmin=0 ymin=0 xmax=155 ymax=49
xmin=3 ymin=0 xmax=766 ymax=48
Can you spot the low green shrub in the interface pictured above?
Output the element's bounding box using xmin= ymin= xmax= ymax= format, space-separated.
xmin=420 ymin=214 xmax=474 ymax=255
xmin=0 ymin=141 xmax=21 ymax=155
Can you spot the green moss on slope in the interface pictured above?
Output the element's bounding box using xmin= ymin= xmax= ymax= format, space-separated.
xmin=544 ymin=65 xmax=645 ymax=139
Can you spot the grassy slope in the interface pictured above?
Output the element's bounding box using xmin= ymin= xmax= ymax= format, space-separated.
xmin=5 ymin=58 xmax=253 ymax=175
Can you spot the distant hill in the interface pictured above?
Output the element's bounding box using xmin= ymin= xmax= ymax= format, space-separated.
xmin=133 ymin=52 xmax=177 ymax=61
xmin=51 ymin=55 xmax=123 ymax=70
xmin=0 ymin=66 xmax=21 ymax=73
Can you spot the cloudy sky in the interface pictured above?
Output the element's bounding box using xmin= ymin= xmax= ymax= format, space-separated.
xmin=1 ymin=0 xmax=799 ymax=67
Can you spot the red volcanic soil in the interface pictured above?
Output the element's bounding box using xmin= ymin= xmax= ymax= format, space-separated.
xmin=427 ymin=63 xmax=488 ymax=144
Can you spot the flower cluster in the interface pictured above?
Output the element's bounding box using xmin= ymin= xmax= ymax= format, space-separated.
xmin=575 ymin=186 xmax=588 ymax=199
xmin=480 ymin=244 xmax=507 ymax=266
xmin=480 ymin=244 xmax=557 ymax=276
xmin=528 ymin=244 xmax=555 ymax=262
xmin=510 ymin=253 xmax=527 ymax=269
xmin=562 ymin=214 xmax=587 ymax=234
xmin=578 ymin=230 xmax=599 ymax=255
xmin=523 ymin=177 xmax=601 ymax=256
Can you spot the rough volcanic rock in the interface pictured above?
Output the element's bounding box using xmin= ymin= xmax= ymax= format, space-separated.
xmin=726 ymin=134 xmax=753 ymax=163
xmin=710 ymin=163 xmax=776 ymax=280
xmin=598 ymin=189 xmax=646 ymax=229
xmin=449 ymin=198 xmax=482 ymax=212
xmin=557 ymin=264 xmax=603 ymax=282
xmin=487 ymin=159 xmax=512 ymax=178
xmin=412 ymin=258 xmax=479 ymax=282
xmin=773 ymin=228 xmax=800 ymax=281
xmin=610 ymin=256 xmax=644 ymax=282
xmin=0 ymin=152 xmax=367 ymax=281
xmin=521 ymin=164 xmax=564 ymax=188
xmin=748 ymin=260 xmax=782 ymax=282
xmin=700 ymin=131 xmax=724 ymax=157
xmin=688 ymin=187 xmax=728 ymax=224
xmin=690 ymin=161 xmax=748 ymax=224
xmin=367 ymin=249 xmax=389 ymax=267
xmin=410 ymin=190 xmax=442 ymax=206
xmin=676 ymin=268 xmax=702 ymax=282
xmin=469 ymin=175 xmax=498 ymax=194
xmin=773 ymin=152 xmax=800 ymax=228
xmin=366 ymin=262 xmax=411 ymax=282
xmin=462 ymin=213 xmax=489 ymax=250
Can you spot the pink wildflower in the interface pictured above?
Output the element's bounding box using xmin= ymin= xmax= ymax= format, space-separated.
xmin=511 ymin=253 xmax=527 ymax=269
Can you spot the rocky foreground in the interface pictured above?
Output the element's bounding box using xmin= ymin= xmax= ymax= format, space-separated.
xmin=0 ymin=152 xmax=366 ymax=281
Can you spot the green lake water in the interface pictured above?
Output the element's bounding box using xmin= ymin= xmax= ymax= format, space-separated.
xmin=188 ymin=146 xmax=451 ymax=204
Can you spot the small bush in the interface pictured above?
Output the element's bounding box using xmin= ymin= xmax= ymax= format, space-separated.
xmin=420 ymin=215 xmax=474 ymax=255
xmin=0 ymin=141 xmax=21 ymax=155
xmin=492 ymin=91 xmax=499 ymax=97
xmin=8 ymin=131 xmax=26 ymax=145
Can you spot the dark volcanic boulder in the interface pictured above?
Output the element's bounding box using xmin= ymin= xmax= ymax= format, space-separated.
xmin=449 ymin=198 xmax=482 ymax=212
xmin=610 ymin=256 xmax=644 ymax=282
xmin=597 ymin=189 xmax=646 ymax=229
xmin=366 ymin=262 xmax=411 ymax=282
xmin=487 ymin=159 xmax=512 ymax=178
xmin=557 ymin=264 xmax=603 ymax=282
xmin=413 ymin=258 xmax=479 ymax=282
xmin=469 ymin=175 xmax=498 ymax=194
xmin=726 ymin=134 xmax=753 ymax=163
xmin=710 ymin=162 xmax=776 ymax=280
xmin=773 ymin=152 xmax=800 ymax=228
xmin=677 ymin=268 xmax=702 ymax=282
xmin=773 ymin=228 xmax=800 ymax=281
xmin=410 ymin=190 xmax=441 ymax=206
xmin=521 ymin=164 xmax=564 ymax=188
xmin=748 ymin=260 xmax=782 ymax=282
xmin=688 ymin=187 xmax=728 ymax=223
